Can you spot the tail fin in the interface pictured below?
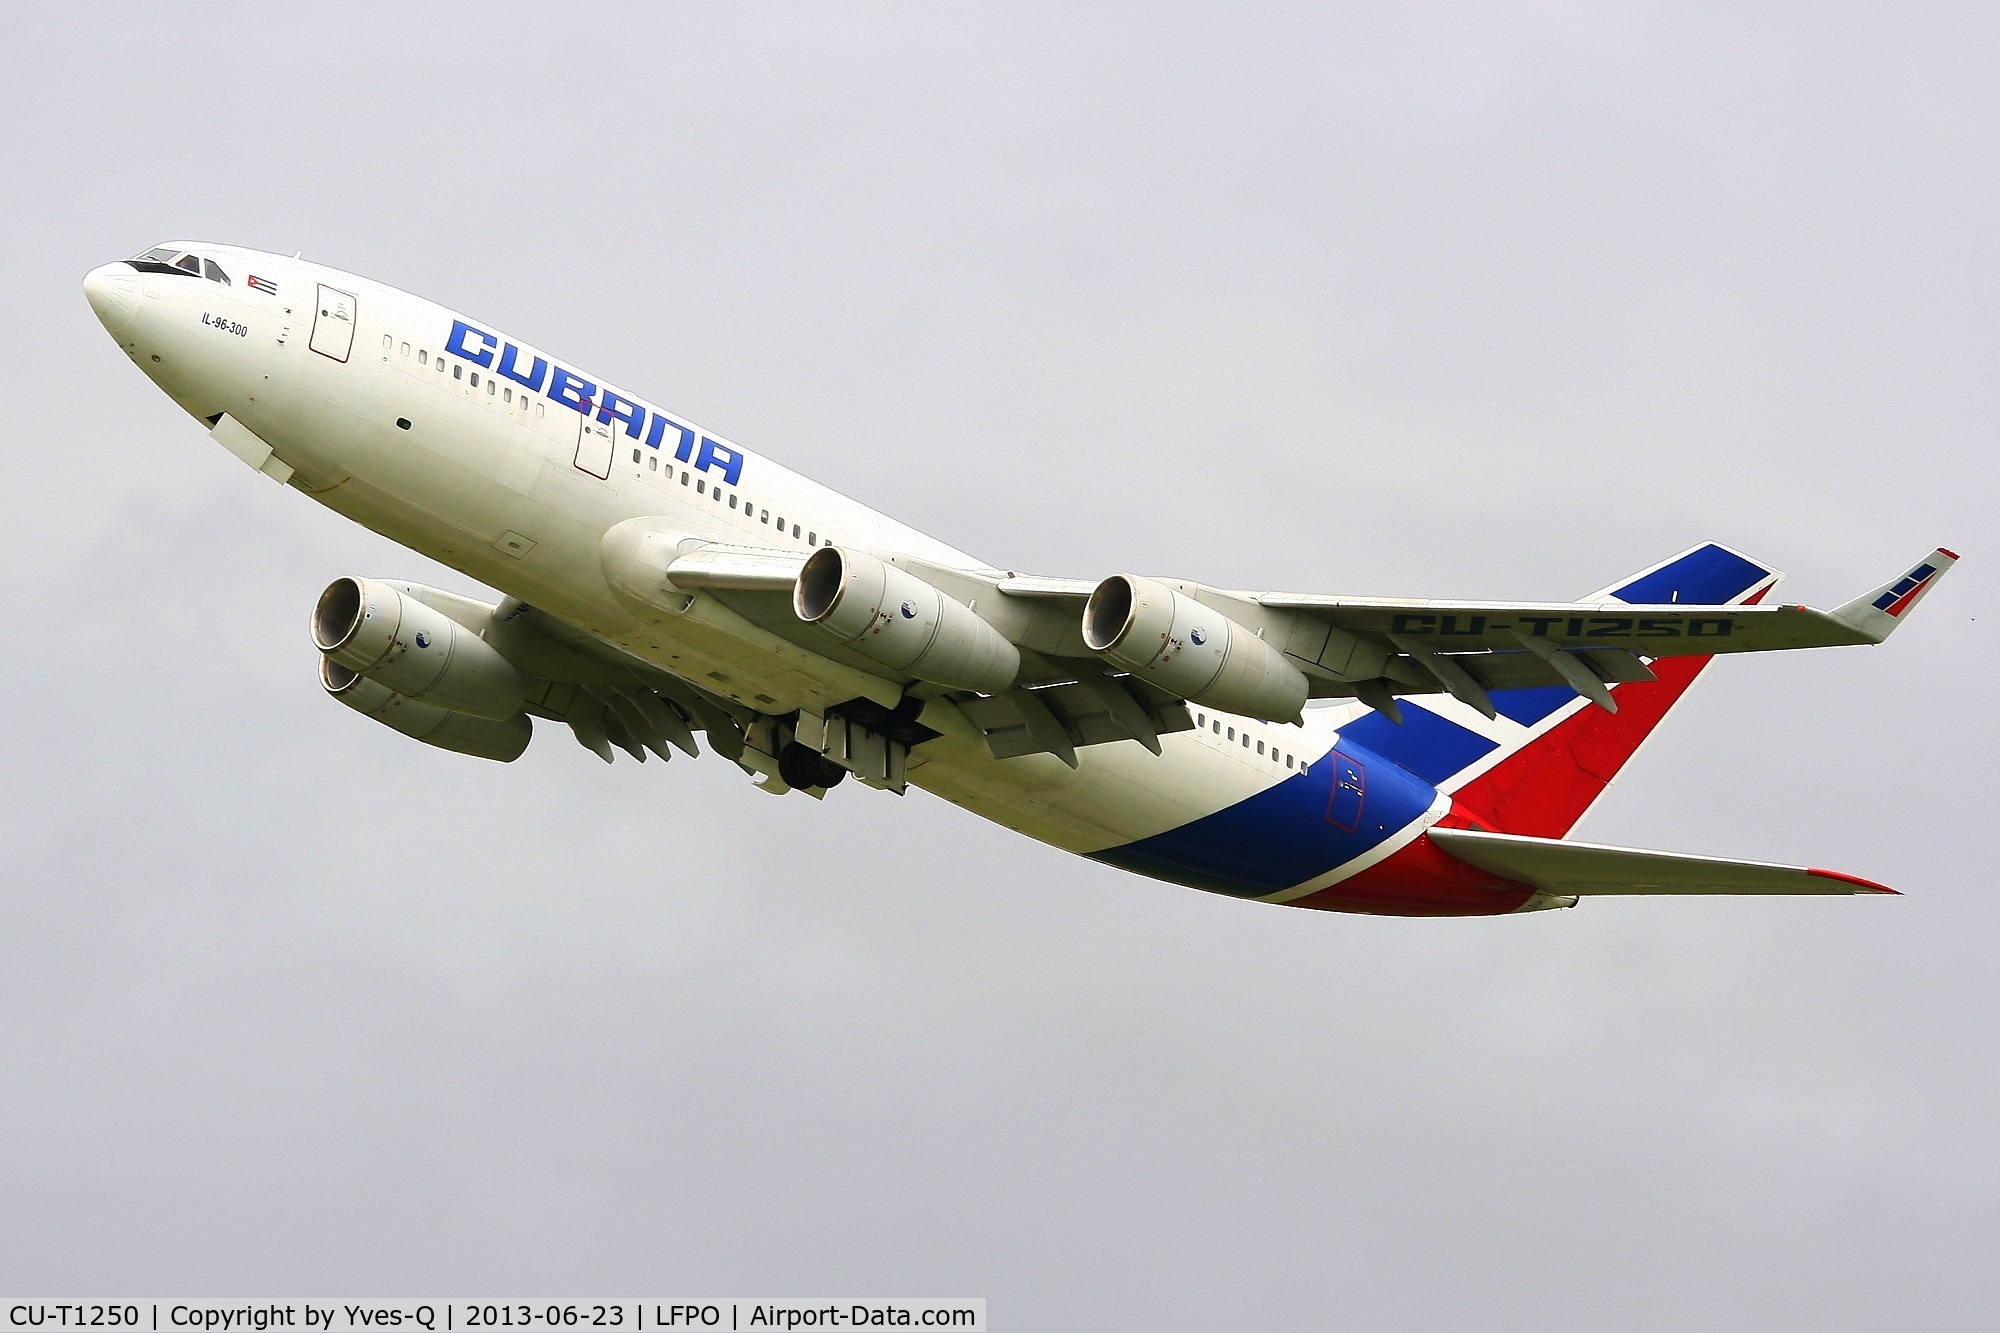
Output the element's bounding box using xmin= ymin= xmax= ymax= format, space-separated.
xmin=1336 ymin=543 xmax=1779 ymax=839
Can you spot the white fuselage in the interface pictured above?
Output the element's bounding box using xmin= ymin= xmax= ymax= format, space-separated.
xmin=86 ymin=243 xmax=1371 ymax=898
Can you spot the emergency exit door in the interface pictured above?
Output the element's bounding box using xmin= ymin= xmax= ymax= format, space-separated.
xmin=1325 ymin=753 xmax=1366 ymax=832
xmin=573 ymin=402 xmax=616 ymax=479
xmin=309 ymin=283 xmax=357 ymax=363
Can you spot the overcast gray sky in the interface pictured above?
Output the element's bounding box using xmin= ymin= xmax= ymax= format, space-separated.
xmin=3 ymin=4 xmax=1996 ymax=1327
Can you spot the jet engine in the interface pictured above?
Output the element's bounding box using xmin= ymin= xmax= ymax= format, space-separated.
xmin=313 ymin=576 xmax=526 ymax=720
xmin=794 ymin=547 xmax=1020 ymax=695
xmin=320 ymin=658 xmax=532 ymax=762
xmin=1082 ymin=574 xmax=1308 ymax=723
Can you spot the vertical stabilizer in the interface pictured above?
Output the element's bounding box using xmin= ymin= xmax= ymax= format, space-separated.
xmin=1336 ymin=543 xmax=1781 ymax=840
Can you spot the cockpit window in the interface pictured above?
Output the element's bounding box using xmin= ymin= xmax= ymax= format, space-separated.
xmin=126 ymin=245 xmax=204 ymax=277
xmin=204 ymin=259 xmax=230 ymax=285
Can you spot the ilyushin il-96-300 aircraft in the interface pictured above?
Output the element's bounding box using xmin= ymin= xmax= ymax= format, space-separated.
xmin=83 ymin=242 xmax=1956 ymax=917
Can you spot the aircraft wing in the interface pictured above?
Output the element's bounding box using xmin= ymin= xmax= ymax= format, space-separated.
xmin=1007 ymin=547 xmax=1954 ymax=657
xmin=997 ymin=545 xmax=1957 ymax=715
xmin=1428 ymin=827 xmax=1897 ymax=896
xmin=1252 ymin=548 xmax=1956 ymax=657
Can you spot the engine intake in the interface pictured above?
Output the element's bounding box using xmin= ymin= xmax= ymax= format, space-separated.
xmin=1083 ymin=574 xmax=1308 ymax=723
xmin=313 ymin=576 xmax=526 ymax=721
xmin=321 ymin=658 xmax=531 ymax=762
xmin=795 ymin=547 xmax=1019 ymax=695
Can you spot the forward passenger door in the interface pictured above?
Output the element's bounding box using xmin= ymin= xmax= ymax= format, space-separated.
xmin=309 ymin=284 xmax=357 ymax=362
xmin=573 ymin=403 xmax=616 ymax=480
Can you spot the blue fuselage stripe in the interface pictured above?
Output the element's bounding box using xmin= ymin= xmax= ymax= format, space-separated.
xmin=1088 ymin=740 xmax=1437 ymax=897
xmin=1332 ymin=705 xmax=1499 ymax=785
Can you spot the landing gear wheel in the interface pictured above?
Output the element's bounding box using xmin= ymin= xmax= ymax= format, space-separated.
xmin=779 ymin=742 xmax=845 ymax=790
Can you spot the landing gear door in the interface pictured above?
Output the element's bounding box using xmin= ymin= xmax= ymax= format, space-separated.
xmin=573 ymin=405 xmax=616 ymax=480
xmin=309 ymin=284 xmax=357 ymax=363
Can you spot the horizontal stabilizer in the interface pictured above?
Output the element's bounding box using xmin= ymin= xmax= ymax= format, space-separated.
xmin=1429 ymin=827 xmax=1897 ymax=896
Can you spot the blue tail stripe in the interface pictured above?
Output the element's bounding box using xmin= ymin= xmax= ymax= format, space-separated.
xmin=1613 ymin=545 xmax=1768 ymax=605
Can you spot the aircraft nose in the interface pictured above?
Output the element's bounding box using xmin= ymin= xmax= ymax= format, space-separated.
xmin=83 ymin=262 xmax=143 ymax=334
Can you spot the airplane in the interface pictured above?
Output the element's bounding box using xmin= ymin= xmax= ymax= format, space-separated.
xmin=81 ymin=241 xmax=1956 ymax=917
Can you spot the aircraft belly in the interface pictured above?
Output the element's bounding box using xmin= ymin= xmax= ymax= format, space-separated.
xmin=1082 ymin=738 xmax=1443 ymax=899
xmin=902 ymin=728 xmax=1312 ymax=856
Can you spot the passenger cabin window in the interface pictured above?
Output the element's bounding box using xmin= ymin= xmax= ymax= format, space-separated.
xmin=383 ymin=334 xmax=393 ymax=349
xmin=729 ymin=495 xmax=738 ymax=509
xmin=503 ymin=387 xmax=512 ymax=402
xmin=469 ymin=372 xmax=479 ymax=388
xmin=792 ymin=524 xmax=801 ymax=538
xmin=204 ymin=260 xmax=230 ymax=284
xmin=632 ymin=449 xmax=642 ymax=464
xmin=808 ymin=533 xmax=817 ymax=545
xmin=401 ymin=343 xmax=410 ymax=356
xmin=453 ymin=365 xmax=462 ymax=379
xmin=418 ymin=350 xmax=427 ymax=365
xmin=437 ymin=359 xmax=446 ymax=374
xmin=696 ymin=480 xmax=705 ymax=495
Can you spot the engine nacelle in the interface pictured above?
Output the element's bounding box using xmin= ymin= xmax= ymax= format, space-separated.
xmin=794 ymin=547 xmax=1020 ymax=695
xmin=320 ymin=658 xmax=532 ymax=762
xmin=1082 ymin=574 xmax=1309 ymax=723
xmin=313 ymin=576 xmax=526 ymax=721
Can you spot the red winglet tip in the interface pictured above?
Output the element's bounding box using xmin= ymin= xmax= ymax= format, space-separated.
xmin=1939 ymin=548 xmax=1960 ymax=560
xmin=1808 ymin=867 xmax=1899 ymax=894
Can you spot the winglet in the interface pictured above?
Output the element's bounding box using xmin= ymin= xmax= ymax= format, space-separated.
xmin=1830 ymin=547 xmax=1958 ymax=643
